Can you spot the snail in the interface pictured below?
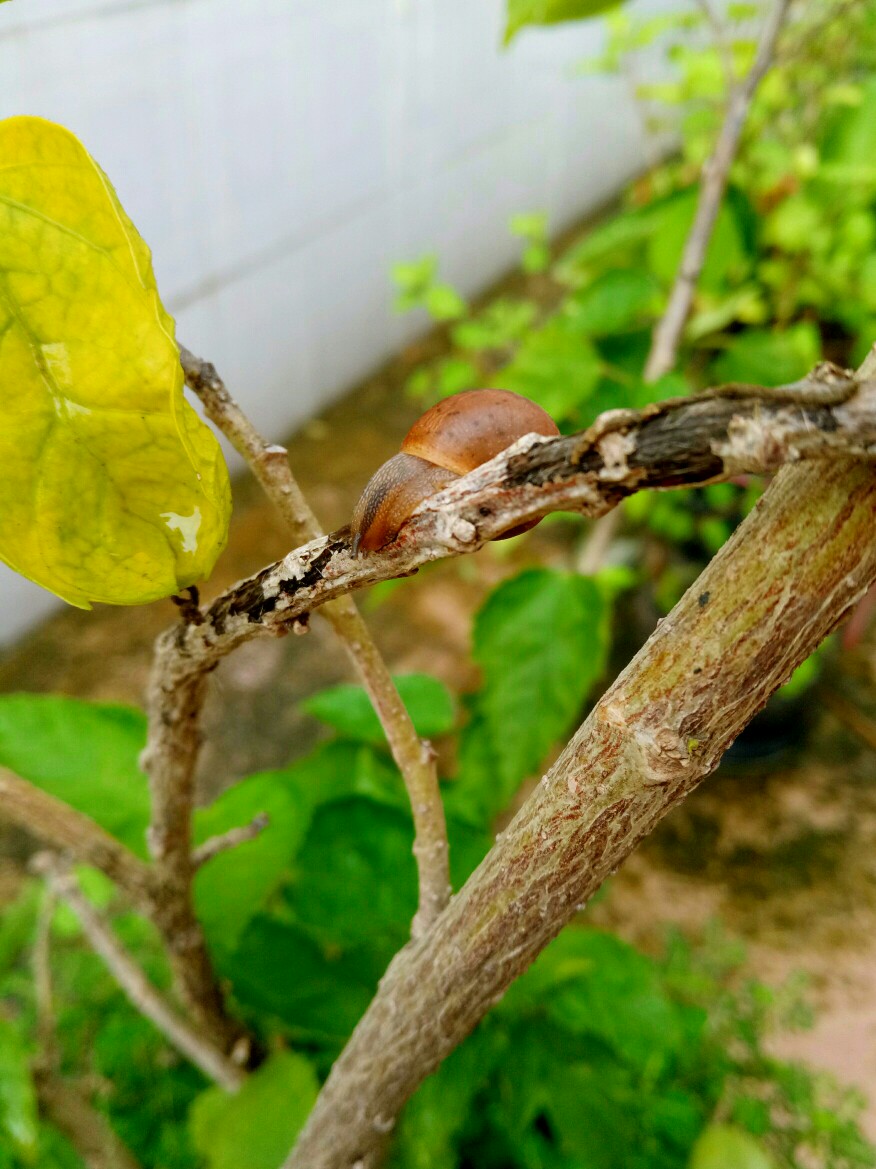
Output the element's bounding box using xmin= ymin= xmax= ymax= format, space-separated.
xmin=350 ymin=388 xmax=559 ymax=554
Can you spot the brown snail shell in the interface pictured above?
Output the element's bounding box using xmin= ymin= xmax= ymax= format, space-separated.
xmin=350 ymin=388 xmax=559 ymax=554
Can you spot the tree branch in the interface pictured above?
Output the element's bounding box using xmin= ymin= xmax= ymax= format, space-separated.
xmin=138 ymin=667 xmax=242 ymax=1054
xmin=192 ymin=812 xmax=270 ymax=869
xmin=643 ymin=0 xmax=793 ymax=381
xmin=31 ymin=854 xmax=244 ymax=1093
xmin=148 ymin=362 xmax=876 ymax=701
xmin=36 ymin=1077 xmax=143 ymax=1169
xmin=0 ymin=769 xmax=157 ymax=912
xmin=33 ymin=886 xmax=58 ymax=1071
xmin=283 ymin=353 xmax=876 ymax=1169
xmin=179 ymin=346 xmax=449 ymax=935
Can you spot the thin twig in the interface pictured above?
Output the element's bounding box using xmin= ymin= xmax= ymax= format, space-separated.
xmin=193 ymin=813 xmax=270 ymax=868
xmin=644 ymin=0 xmax=794 ymax=382
xmin=30 ymin=887 xmax=143 ymax=1168
xmin=31 ymin=854 xmax=244 ymax=1093
xmin=33 ymin=887 xmax=57 ymax=1069
xmin=179 ymin=346 xmax=450 ymax=936
xmin=0 ymin=769 xmax=157 ymax=913
xmin=577 ymin=510 xmax=622 ymax=577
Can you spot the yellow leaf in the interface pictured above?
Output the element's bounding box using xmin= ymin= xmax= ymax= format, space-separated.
xmin=0 ymin=116 xmax=230 ymax=607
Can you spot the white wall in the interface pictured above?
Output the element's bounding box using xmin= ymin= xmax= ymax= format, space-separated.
xmin=0 ymin=0 xmax=655 ymax=642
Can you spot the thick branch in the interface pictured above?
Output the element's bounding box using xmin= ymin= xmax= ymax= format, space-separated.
xmin=284 ymin=401 xmax=876 ymax=1168
xmin=644 ymin=0 xmax=793 ymax=381
xmin=32 ymin=854 xmax=244 ymax=1093
xmin=0 ymin=769 xmax=156 ymax=912
xmin=180 ymin=347 xmax=449 ymax=934
xmin=152 ymin=364 xmax=876 ymax=698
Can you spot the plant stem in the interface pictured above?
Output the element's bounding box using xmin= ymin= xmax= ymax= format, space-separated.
xmin=0 ymin=769 xmax=156 ymax=913
xmin=140 ymin=669 xmax=244 ymax=1054
xmin=32 ymin=854 xmax=244 ymax=1092
xmin=179 ymin=347 xmax=450 ymax=934
xmin=36 ymin=1077 xmax=144 ymax=1169
xmin=193 ymin=812 xmax=271 ymax=869
xmin=643 ymin=0 xmax=793 ymax=382
xmin=151 ymin=361 xmax=876 ymax=671
xmin=283 ymin=428 xmax=876 ymax=1169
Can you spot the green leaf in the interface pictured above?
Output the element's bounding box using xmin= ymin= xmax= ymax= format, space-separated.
xmin=301 ymin=674 xmax=455 ymax=745
xmin=0 ymin=116 xmax=230 ymax=607
xmin=193 ymin=771 xmax=313 ymax=953
xmin=189 ymin=1051 xmax=317 ymax=1169
xmin=820 ymin=76 xmax=876 ymax=170
xmin=392 ymin=255 xmax=437 ymax=294
xmin=424 ymin=284 xmax=467 ymax=321
xmin=547 ymin=1060 xmax=704 ymax=1169
xmin=763 ymin=195 xmax=824 ymax=254
xmin=482 ymin=1015 xmax=707 ymax=1169
xmin=445 ymin=701 xmax=507 ymax=826
xmin=0 ymin=1019 xmax=38 ymax=1159
xmin=287 ymin=798 xmax=417 ymax=950
xmin=0 ymin=694 xmax=149 ymax=854
xmin=452 ymin=298 xmax=537 ymax=352
xmin=502 ymin=929 xmax=705 ymax=1075
xmin=283 ymin=797 xmax=488 ymax=953
xmin=391 ymin=1025 xmax=507 ymax=1169
xmin=472 ymin=569 xmax=609 ymax=790
xmin=689 ymin=1125 xmax=775 ymax=1169
xmin=509 ymin=212 xmax=548 ymax=241
xmin=0 ymin=882 xmax=39 ymax=973
xmin=557 ymin=207 xmax=655 ymax=277
xmin=278 ymin=739 xmax=410 ymax=814
xmin=501 ymin=316 xmax=602 ymax=422
xmin=221 ymin=916 xmax=381 ymax=1044
xmin=505 ymin=0 xmax=628 ymax=44
xmin=522 ymin=242 xmax=551 ymax=274
xmin=567 ymin=269 xmax=661 ymax=336
xmin=711 ymin=323 xmax=821 ymax=386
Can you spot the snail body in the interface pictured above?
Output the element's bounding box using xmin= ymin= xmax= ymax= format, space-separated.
xmin=350 ymin=388 xmax=559 ymax=554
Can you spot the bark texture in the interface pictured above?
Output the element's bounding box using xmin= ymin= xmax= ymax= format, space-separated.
xmin=180 ymin=346 xmax=449 ymax=934
xmin=0 ymin=769 xmax=155 ymax=911
xmin=155 ymin=364 xmax=876 ymax=678
xmin=285 ymin=452 xmax=876 ymax=1168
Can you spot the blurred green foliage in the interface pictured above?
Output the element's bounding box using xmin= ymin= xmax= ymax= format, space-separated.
xmin=0 ymin=572 xmax=873 ymax=1168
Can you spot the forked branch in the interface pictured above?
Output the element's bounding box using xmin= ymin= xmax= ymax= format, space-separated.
xmin=179 ymin=346 xmax=449 ymax=935
xmin=283 ymin=352 xmax=876 ymax=1169
xmin=32 ymin=854 xmax=244 ymax=1092
xmin=152 ymin=361 xmax=876 ymax=687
